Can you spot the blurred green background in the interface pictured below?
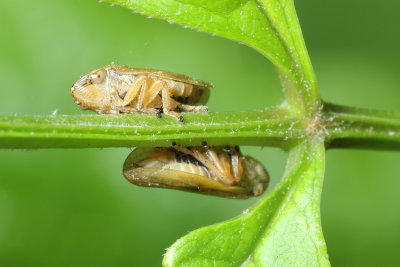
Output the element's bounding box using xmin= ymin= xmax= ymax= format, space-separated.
xmin=0 ymin=0 xmax=399 ymax=266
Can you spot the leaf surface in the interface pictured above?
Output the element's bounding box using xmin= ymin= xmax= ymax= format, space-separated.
xmin=164 ymin=139 xmax=329 ymax=266
xmin=104 ymin=0 xmax=319 ymax=112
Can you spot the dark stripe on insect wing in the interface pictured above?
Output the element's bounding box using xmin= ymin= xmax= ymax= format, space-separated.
xmin=170 ymin=147 xmax=208 ymax=169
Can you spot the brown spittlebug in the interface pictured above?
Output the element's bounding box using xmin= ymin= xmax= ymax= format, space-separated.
xmin=123 ymin=144 xmax=269 ymax=199
xmin=71 ymin=64 xmax=211 ymax=122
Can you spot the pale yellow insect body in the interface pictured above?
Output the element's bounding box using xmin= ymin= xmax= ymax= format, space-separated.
xmin=123 ymin=145 xmax=270 ymax=199
xmin=71 ymin=64 xmax=211 ymax=121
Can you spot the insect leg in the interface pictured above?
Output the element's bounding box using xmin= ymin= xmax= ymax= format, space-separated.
xmin=122 ymin=76 xmax=148 ymax=106
xmin=173 ymin=145 xmax=234 ymax=185
xmin=204 ymin=149 xmax=236 ymax=185
xmin=109 ymin=83 xmax=124 ymax=108
xmin=175 ymin=146 xmax=215 ymax=171
xmin=118 ymin=106 xmax=140 ymax=113
xmin=136 ymin=78 xmax=149 ymax=110
xmin=162 ymin=85 xmax=184 ymax=122
xmin=134 ymin=80 xmax=164 ymax=117
xmin=179 ymin=104 xmax=208 ymax=112
xmin=229 ymin=148 xmax=243 ymax=183
xmin=143 ymin=80 xmax=165 ymax=106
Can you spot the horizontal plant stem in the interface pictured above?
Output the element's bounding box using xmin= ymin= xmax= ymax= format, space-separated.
xmin=324 ymin=103 xmax=400 ymax=150
xmin=0 ymin=108 xmax=305 ymax=149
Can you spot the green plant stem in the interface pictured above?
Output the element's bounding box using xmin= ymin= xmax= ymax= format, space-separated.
xmin=324 ymin=103 xmax=400 ymax=150
xmin=0 ymin=107 xmax=303 ymax=149
xmin=1 ymin=104 xmax=399 ymax=150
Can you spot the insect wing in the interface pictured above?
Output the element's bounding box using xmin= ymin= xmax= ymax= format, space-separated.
xmin=108 ymin=65 xmax=212 ymax=88
xmin=124 ymin=167 xmax=250 ymax=199
xmin=123 ymin=147 xmax=251 ymax=199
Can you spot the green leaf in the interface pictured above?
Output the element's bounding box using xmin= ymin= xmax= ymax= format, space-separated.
xmin=163 ymin=139 xmax=329 ymax=266
xmin=103 ymin=0 xmax=320 ymax=114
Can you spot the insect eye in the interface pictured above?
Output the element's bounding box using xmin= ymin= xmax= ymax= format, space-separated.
xmin=89 ymin=69 xmax=106 ymax=84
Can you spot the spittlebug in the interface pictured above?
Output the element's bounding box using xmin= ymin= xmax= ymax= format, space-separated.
xmin=71 ymin=64 xmax=211 ymax=122
xmin=123 ymin=145 xmax=269 ymax=199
